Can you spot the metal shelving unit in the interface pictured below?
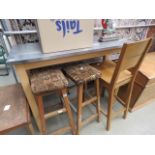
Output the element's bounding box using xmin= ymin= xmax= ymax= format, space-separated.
xmin=4 ymin=30 xmax=37 ymax=36
xmin=0 ymin=28 xmax=38 ymax=83
xmin=94 ymin=24 xmax=155 ymax=30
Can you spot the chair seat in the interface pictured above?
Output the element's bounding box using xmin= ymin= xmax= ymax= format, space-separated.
xmin=0 ymin=84 xmax=30 ymax=133
xmin=30 ymin=68 xmax=68 ymax=94
xmin=93 ymin=60 xmax=132 ymax=87
xmin=64 ymin=64 xmax=101 ymax=84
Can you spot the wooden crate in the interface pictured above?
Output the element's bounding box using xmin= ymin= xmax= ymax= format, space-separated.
xmin=118 ymin=52 xmax=155 ymax=111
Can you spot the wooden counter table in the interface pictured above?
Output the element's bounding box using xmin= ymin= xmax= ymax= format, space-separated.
xmin=7 ymin=39 xmax=126 ymax=133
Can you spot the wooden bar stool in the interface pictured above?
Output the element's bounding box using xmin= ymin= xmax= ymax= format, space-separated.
xmin=29 ymin=68 xmax=76 ymax=135
xmin=0 ymin=84 xmax=34 ymax=135
xmin=93 ymin=38 xmax=152 ymax=131
xmin=64 ymin=64 xmax=101 ymax=134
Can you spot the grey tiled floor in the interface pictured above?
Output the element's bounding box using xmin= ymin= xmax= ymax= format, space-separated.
xmin=1 ymin=68 xmax=155 ymax=135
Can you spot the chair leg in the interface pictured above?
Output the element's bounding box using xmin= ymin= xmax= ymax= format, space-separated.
xmin=77 ymin=84 xmax=84 ymax=135
xmin=95 ymin=79 xmax=101 ymax=122
xmin=0 ymin=63 xmax=9 ymax=76
xmin=61 ymin=88 xmax=76 ymax=135
xmin=5 ymin=61 xmax=9 ymax=75
xmin=1 ymin=55 xmax=9 ymax=76
xmin=27 ymin=122 xmax=35 ymax=135
xmin=36 ymin=95 xmax=46 ymax=135
xmin=123 ymin=82 xmax=134 ymax=119
xmin=106 ymin=90 xmax=115 ymax=131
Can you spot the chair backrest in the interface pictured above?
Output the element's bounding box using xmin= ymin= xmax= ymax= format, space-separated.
xmin=111 ymin=38 xmax=152 ymax=88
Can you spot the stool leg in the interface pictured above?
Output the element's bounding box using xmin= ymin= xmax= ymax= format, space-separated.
xmin=36 ymin=95 xmax=46 ymax=134
xmin=95 ymin=79 xmax=101 ymax=122
xmin=61 ymin=88 xmax=76 ymax=135
xmin=77 ymin=84 xmax=84 ymax=135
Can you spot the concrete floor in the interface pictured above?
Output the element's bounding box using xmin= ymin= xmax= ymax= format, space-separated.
xmin=1 ymin=67 xmax=155 ymax=135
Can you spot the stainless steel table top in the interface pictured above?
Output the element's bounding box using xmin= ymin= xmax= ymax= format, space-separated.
xmin=7 ymin=39 xmax=127 ymax=64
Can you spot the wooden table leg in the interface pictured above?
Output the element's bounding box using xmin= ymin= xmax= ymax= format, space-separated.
xmin=15 ymin=64 xmax=42 ymax=133
xmin=36 ymin=95 xmax=46 ymax=134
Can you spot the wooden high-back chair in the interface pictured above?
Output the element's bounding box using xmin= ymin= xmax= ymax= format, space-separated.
xmin=94 ymin=38 xmax=152 ymax=131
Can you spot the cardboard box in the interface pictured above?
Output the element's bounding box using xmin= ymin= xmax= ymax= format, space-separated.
xmin=37 ymin=19 xmax=94 ymax=53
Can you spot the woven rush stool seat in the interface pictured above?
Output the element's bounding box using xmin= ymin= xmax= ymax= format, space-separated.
xmin=30 ymin=68 xmax=68 ymax=94
xmin=64 ymin=64 xmax=101 ymax=84
xmin=64 ymin=63 xmax=101 ymax=134
xmin=0 ymin=84 xmax=34 ymax=134
xmin=29 ymin=67 xmax=76 ymax=135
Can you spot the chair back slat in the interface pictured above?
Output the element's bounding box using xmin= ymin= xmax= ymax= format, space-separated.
xmin=120 ymin=39 xmax=151 ymax=71
xmin=111 ymin=38 xmax=152 ymax=87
